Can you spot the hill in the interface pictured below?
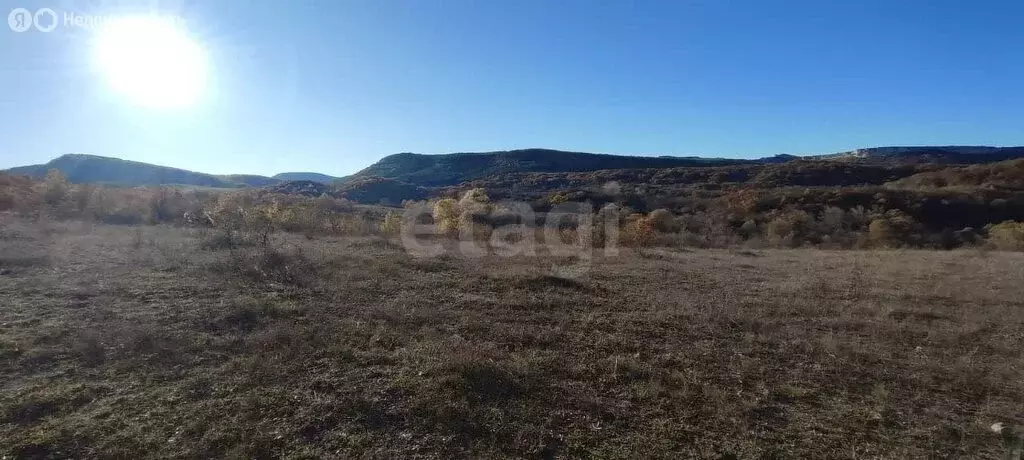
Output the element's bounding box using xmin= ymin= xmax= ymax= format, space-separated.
xmin=5 ymin=154 xmax=276 ymax=188
xmin=266 ymin=178 xmax=428 ymax=205
xmin=350 ymin=146 xmax=1024 ymax=188
xmin=886 ymin=158 xmax=1024 ymax=191
xmin=821 ymin=146 xmax=1024 ymax=164
xmin=451 ymin=160 xmax=935 ymax=203
xmin=266 ymin=180 xmax=331 ymax=197
xmin=272 ymin=172 xmax=342 ymax=183
xmin=349 ymin=149 xmax=754 ymax=186
xmin=219 ymin=175 xmax=281 ymax=187
xmin=332 ymin=177 xmax=427 ymax=206
xmin=7 ymin=146 xmax=1024 ymax=192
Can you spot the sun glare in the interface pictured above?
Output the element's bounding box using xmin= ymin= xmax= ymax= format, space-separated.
xmin=91 ymin=16 xmax=206 ymax=109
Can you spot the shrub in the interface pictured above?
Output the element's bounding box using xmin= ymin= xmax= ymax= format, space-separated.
xmin=765 ymin=209 xmax=812 ymax=247
xmin=867 ymin=219 xmax=893 ymax=248
xmin=213 ymin=245 xmax=319 ymax=288
xmin=866 ymin=210 xmax=918 ymax=248
xmin=458 ymin=188 xmax=490 ymax=207
xmin=432 ymin=198 xmax=460 ymax=235
xmin=648 ymin=209 xmax=675 ymax=232
xmin=547 ymin=193 xmax=569 ymax=205
xmin=0 ymin=191 xmax=13 ymax=211
xmin=988 ymin=221 xmax=1024 ymax=251
xmin=41 ymin=169 xmax=70 ymax=208
xmin=148 ymin=187 xmax=173 ymax=223
xmin=379 ymin=212 xmax=402 ymax=236
xmin=71 ymin=184 xmax=95 ymax=216
xmin=621 ymin=214 xmax=655 ymax=247
xmin=739 ymin=219 xmax=759 ymax=239
xmin=339 ymin=214 xmax=375 ymax=236
xmin=243 ymin=203 xmax=281 ymax=246
xmin=200 ymin=227 xmax=244 ymax=250
xmin=97 ymin=210 xmax=146 ymax=226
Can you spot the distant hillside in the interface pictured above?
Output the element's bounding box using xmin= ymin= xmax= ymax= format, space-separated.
xmin=333 ymin=177 xmax=427 ymax=206
xmin=265 ymin=177 xmax=428 ymax=205
xmin=7 ymin=146 xmax=1024 ymax=192
xmin=266 ymin=180 xmax=331 ymax=197
xmin=351 ymin=146 xmax=1024 ymax=188
xmin=820 ymin=146 xmax=1024 ymax=164
xmin=748 ymin=160 xmax=931 ymax=187
xmin=220 ymin=175 xmax=281 ymax=187
xmin=5 ymin=154 xmax=275 ymax=188
xmin=350 ymin=149 xmax=753 ymax=187
xmin=451 ymin=160 xmax=935 ymax=204
xmin=887 ymin=158 xmax=1024 ymax=191
xmin=272 ymin=172 xmax=342 ymax=183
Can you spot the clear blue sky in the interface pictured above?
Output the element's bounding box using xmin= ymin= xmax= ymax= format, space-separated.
xmin=1 ymin=0 xmax=1023 ymax=176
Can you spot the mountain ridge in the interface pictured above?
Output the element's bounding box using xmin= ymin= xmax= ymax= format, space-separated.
xmin=272 ymin=172 xmax=344 ymax=183
xmin=348 ymin=146 xmax=1024 ymax=186
xmin=6 ymin=146 xmax=1024 ymax=189
xmin=348 ymin=148 xmax=753 ymax=187
xmin=6 ymin=154 xmax=247 ymax=188
xmin=3 ymin=154 xmax=339 ymax=187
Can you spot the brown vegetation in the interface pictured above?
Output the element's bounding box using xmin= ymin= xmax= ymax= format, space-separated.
xmin=888 ymin=159 xmax=1024 ymax=191
xmin=1 ymin=215 xmax=1023 ymax=457
xmin=4 ymin=155 xmax=1024 ymax=457
xmin=5 ymin=167 xmax=1024 ymax=252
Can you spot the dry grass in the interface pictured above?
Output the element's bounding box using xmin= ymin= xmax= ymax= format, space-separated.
xmin=1 ymin=214 xmax=1024 ymax=458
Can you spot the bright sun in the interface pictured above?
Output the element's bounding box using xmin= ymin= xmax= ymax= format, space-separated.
xmin=91 ymin=16 xmax=207 ymax=109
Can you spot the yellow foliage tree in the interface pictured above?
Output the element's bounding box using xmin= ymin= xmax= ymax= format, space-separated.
xmin=867 ymin=218 xmax=893 ymax=248
xmin=459 ymin=188 xmax=489 ymax=207
xmin=765 ymin=209 xmax=812 ymax=247
xmin=988 ymin=221 xmax=1024 ymax=251
xmin=548 ymin=193 xmax=569 ymax=205
xmin=379 ymin=212 xmax=402 ymax=236
xmin=243 ymin=201 xmax=282 ymax=246
xmin=432 ymin=198 xmax=460 ymax=235
xmin=621 ymin=214 xmax=655 ymax=247
xmin=41 ymin=169 xmax=70 ymax=208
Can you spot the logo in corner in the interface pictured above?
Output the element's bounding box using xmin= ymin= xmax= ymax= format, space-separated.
xmin=33 ymin=8 xmax=57 ymax=33
xmin=8 ymin=8 xmax=32 ymax=32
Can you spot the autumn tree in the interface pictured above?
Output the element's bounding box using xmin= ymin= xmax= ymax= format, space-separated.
xmin=647 ymin=208 xmax=675 ymax=233
xmin=432 ymin=198 xmax=460 ymax=235
xmin=867 ymin=219 xmax=893 ymax=248
xmin=379 ymin=211 xmax=402 ymax=236
xmin=41 ymin=169 xmax=70 ymax=209
xmin=988 ymin=221 xmax=1024 ymax=251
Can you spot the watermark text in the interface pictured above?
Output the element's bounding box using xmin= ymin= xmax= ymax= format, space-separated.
xmin=8 ymin=8 xmax=186 ymax=33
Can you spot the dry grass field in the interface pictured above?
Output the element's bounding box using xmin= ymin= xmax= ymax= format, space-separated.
xmin=2 ymin=214 xmax=1024 ymax=458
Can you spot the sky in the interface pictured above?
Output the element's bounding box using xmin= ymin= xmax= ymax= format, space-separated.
xmin=1 ymin=0 xmax=1023 ymax=176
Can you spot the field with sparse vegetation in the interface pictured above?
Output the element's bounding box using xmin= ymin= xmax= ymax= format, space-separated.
xmin=2 ymin=211 xmax=1024 ymax=458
